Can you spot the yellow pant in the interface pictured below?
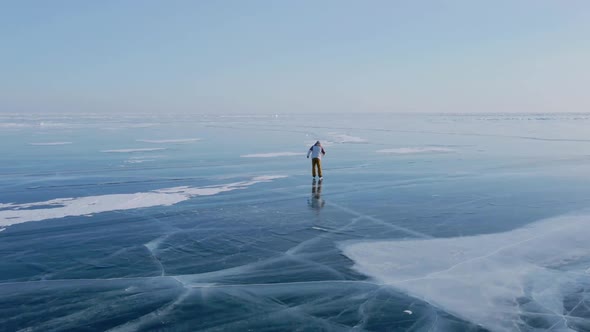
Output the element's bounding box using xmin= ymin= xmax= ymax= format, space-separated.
xmin=312 ymin=158 xmax=322 ymax=177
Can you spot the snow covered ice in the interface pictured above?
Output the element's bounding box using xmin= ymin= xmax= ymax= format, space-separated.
xmin=2 ymin=113 xmax=590 ymax=331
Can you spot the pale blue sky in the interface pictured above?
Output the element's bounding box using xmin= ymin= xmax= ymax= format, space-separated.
xmin=1 ymin=1 xmax=589 ymax=114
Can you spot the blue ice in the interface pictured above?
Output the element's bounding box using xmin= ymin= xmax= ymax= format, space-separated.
xmin=1 ymin=113 xmax=590 ymax=331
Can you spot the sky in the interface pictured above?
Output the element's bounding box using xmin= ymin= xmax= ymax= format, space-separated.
xmin=1 ymin=0 xmax=589 ymax=114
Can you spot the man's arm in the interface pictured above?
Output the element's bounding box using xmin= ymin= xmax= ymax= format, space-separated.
xmin=307 ymin=147 xmax=312 ymax=158
xmin=321 ymin=148 xmax=326 ymax=155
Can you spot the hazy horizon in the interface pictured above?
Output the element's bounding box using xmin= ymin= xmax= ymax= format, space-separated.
xmin=2 ymin=1 xmax=589 ymax=114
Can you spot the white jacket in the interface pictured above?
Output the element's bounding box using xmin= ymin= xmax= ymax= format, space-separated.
xmin=307 ymin=145 xmax=326 ymax=159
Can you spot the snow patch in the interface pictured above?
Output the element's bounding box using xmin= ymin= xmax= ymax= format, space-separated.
xmin=101 ymin=148 xmax=166 ymax=153
xmin=29 ymin=142 xmax=72 ymax=146
xmin=241 ymin=152 xmax=306 ymax=158
xmin=127 ymin=123 xmax=159 ymax=128
xmin=0 ymin=123 xmax=30 ymax=128
xmin=328 ymin=133 xmax=368 ymax=144
xmin=376 ymin=147 xmax=454 ymax=154
xmin=0 ymin=175 xmax=287 ymax=228
xmin=124 ymin=159 xmax=154 ymax=164
xmin=136 ymin=138 xmax=201 ymax=144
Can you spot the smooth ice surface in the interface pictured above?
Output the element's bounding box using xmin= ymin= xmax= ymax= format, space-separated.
xmin=2 ymin=113 xmax=590 ymax=331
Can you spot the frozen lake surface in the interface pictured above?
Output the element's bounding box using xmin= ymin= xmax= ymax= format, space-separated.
xmin=2 ymin=113 xmax=590 ymax=331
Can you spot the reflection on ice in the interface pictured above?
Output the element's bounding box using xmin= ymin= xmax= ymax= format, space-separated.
xmin=308 ymin=179 xmax=325 ymax=213
xmin=342 ymin=213 xmax=590 ymax=331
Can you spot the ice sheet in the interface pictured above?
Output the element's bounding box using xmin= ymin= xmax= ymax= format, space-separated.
xmin=3 ymin=113 xmax=590 ymax=331
xmin=342 ymin=212 xmax=590 ymax=331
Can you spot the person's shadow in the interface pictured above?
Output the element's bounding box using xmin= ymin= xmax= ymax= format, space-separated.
xmin=308 ymin=178 xmax=325 ymax=213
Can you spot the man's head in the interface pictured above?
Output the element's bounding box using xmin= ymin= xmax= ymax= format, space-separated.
xmin=315 ymin=141 xmax=321 ymax=146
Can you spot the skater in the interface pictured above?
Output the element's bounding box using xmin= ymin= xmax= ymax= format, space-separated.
xmin=307 ymin=141 xmax=326 ymax=179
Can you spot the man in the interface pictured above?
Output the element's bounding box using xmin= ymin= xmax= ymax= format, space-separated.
xmin=307 ymin=141 xmax=326 ymax=180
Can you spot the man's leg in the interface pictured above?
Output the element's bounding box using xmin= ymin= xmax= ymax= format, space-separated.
xmin=312 ymin=158 xmax=317 ymax=177
xmin=316 ymin=158 xmax=322 ymax=178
